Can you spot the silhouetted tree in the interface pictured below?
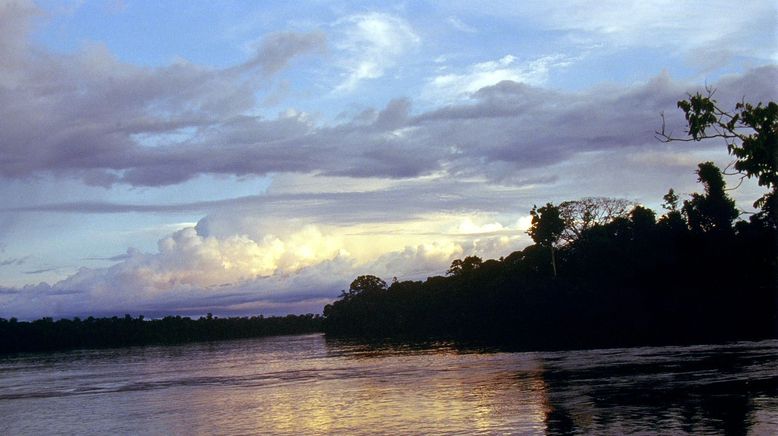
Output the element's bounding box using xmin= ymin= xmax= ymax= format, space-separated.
xmin=320 ymin=88 xmax=777 ymax=349
xmin=658 ymin=188 xmax=687 ymax=232
xmin=663 ymin=189 xmax=679 ymax=211
xmin=683 ymin=162 xmax=738 ymax=233
xmin=660 ymin=91 xmax=777 ymax=226
xmin=528 ymin=203 xmax=565 ymax=277
xmin=344 ymin=275 xmax=387 ymax=298
xmin=447 ymin=256 xmax=483 ymax=276
xmin=558 ymin=197 xmax=633 ymax=243
xmin=630 ymin=205 xmax=656 ymax=235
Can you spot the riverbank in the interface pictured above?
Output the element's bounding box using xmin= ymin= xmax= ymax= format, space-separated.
xmin=0 ymin=314 xmax=322 ymax=354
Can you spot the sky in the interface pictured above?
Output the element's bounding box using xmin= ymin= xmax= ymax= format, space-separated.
xmin=0 ymin=0 xmax=776 ymax=319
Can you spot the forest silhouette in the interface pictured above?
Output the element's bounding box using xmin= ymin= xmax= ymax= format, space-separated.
xmin=1 ymin=93 xmax=775 ymax=354
xmin=0 ymin=314 xmax=322 ymax=354
xmin=322 ymin=195 xmax=775 ymax=348
xmin=322 ymin=93 xmax=778 ymax=348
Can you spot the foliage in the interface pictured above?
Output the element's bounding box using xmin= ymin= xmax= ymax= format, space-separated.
xmin=348 ymin=275 xmax=387 ymax=295
xmin=447 ymin=256 xmax=483 ymax=276
xmin=528 ymin=203 xmax=565 ymax=277
xmin=323 ymin=176 xmax=777 ymax=348
xmin=682 ymin=162 xmax=738 ymax=233
xmin=0 ymin=314 xmax=323 ymax=354
xmin=662 ymin=189 xmax=679 ymax=212
xmin=528 ymin=203 xmax=564 ymax=247
xmin=6 ymin=91 xmax=775 ymax=355
xmin=630 ymin=205 xmax=656 ymax=234
xmin=661 ymin=91 xmax=778 ymax=222
xmin=558 ymin=197 xmax=632 ymax=243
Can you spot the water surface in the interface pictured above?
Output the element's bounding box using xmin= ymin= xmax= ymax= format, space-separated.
xmin=1 ymin=334 xmax=776 ymax=434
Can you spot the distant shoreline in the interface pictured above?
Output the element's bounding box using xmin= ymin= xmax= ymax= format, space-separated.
xmin=0 ymin=314 xmax=322 ymax=355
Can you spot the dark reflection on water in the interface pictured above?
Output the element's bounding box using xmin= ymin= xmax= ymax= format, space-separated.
xmin=538 ymin=343 xmax=778 ymax=435
xmin=0 ymin=335 xmax=776 ymax=435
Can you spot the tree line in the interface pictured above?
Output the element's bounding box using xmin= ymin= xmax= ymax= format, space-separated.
xmin=322 ymin=93 xmax=778 ymax=349
xmin=2 ymin=92 xmax=774 ymax=354
xmin=0 ymin=313 xmax=322 ymax=354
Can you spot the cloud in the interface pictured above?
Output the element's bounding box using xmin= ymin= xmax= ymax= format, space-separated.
xmin=447 ymin=16 xmax=477 ymax=33
xmin=2 ymin=1 xmax=776 ymax=321
xmin=447 ymin=1 xmax=776 ymax=70
xmin=423 ymin=54 xmax=570 ymax=102
xmin=84 ymin=248 xmax=142 ymax=262
xmin=0 ymin=257 xmax=28 ymax=267
xmin=541 ymin=0 xmax=773 ymax=52
xmin=0 ymin=2 xmax=324 ymax=186
xmin=2 ymin=65 xmax=773 ymax=319
xmin=0 ymin=0 xmax=774 ymax=190
xmin=1 ymin=175 xmax=554 ymax=235
xmin=236 ymin=31 xmax=326 ymax=76
xmin=332 ymin=12 xmax=420 ymax=92
xmin=415 ymin=67 xmax=777 ymax=177
xmin=1 ymin=54 xmax=775 ymax=196
xmin=0 ymin=212 xmax=528 ymax=318
xmin=24 ymin=267 xmax=59 ymax=275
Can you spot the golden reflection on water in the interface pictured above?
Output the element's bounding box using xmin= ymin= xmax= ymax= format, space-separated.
xmin=2 ymin=336 xmax=776 ymax=434
xmin=184 ymin=348 xmax=554 ymax=435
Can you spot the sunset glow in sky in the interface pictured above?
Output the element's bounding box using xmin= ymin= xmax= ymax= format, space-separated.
xmin=1 ymin=0 xmax=776 ymax=318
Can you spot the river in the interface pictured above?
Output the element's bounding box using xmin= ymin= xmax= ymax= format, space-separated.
xmin=1 ymin=334 xmax=776 ymax=434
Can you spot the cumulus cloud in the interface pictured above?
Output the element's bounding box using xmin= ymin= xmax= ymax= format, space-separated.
xmin=0 ymin=212 xmax=527 ymax=319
